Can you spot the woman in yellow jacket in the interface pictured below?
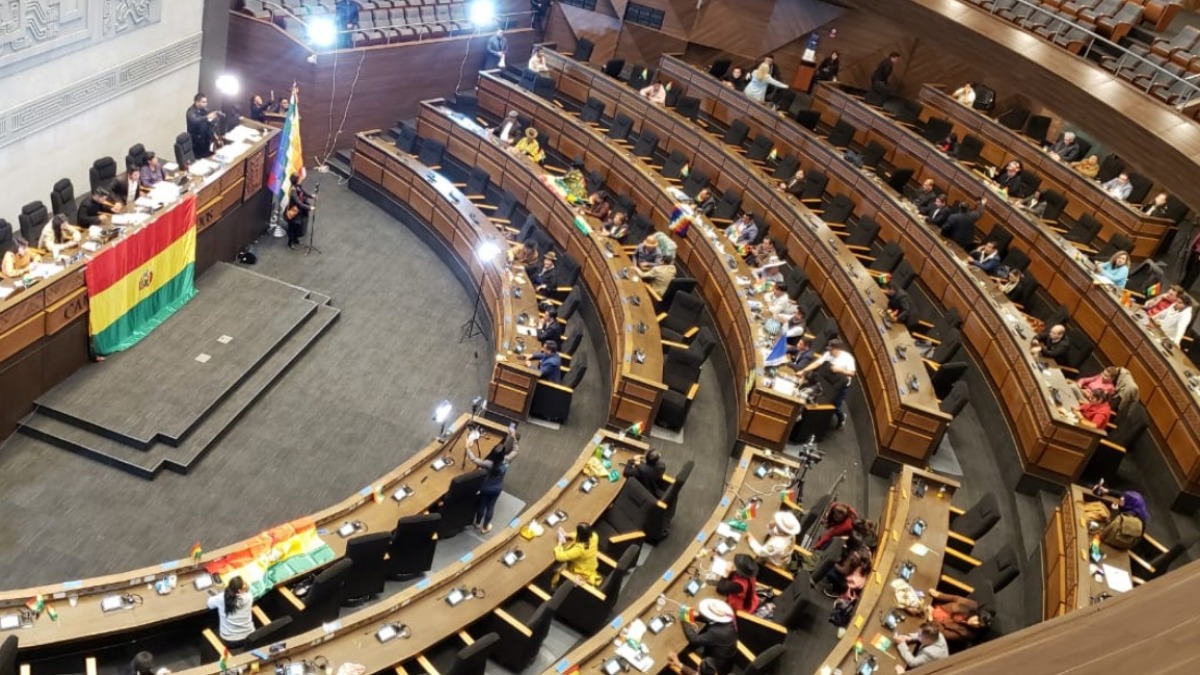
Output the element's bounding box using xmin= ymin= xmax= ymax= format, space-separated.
xmin=514 ymin=127 xmax=545 ymax=165
xmin=553 ymin=522 xmax=602 ymax=586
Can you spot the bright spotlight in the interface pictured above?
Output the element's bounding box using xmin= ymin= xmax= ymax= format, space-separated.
xmin=477 ymin=240 xmax=501 ymax=263
xmin=434 ymin=400 xmax=453 ymax=424
xmin=308 ymin=18 xmax=337 ymax=47
xmin=469 ymin=0 xmax=496 ymax=26
xmin=215 ymin=74 xmax=240 ymax=97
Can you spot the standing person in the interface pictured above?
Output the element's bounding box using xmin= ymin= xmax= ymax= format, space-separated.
xmin=467 ymin=429 xmax=519 ymax=534
xmin=812 ymin=502 xmax=859 ymax=551
xmin=493 ymin=110 xmax=522 ymax=145
xmin=531 ymin=0 xmax=550 ymax=35
xmin=284 ymin=174 xmax=313 ymax=250
xmin=206 ymin=576 xmax=254 ymax=647
xmin=815 ymin=51 xmax=840 ymax=82
xmin=797 ymin=339 xmax=857 ymax=428
xmin=743 ymin=63 xmax=788 ymax=103
xmin=186 ymin=92 xmax=220 ymax=159
xmin=623 ymin=448 xmax=666 ymax=497
xmin=249 ymin=94 xmax=268 ymax=123
xmin=335 ymin=0 xmax=361 ymax=49
xmin=1181 ymin=227 xmax=1200 ymax=291
xmin=485 ymin=30 xmax=508 ymax=70
xmin=871 ymin=52 xmax=900 ymax=98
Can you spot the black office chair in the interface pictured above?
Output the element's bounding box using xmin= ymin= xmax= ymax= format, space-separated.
xmin=710 ymin=189 xmax=743 ymax=223
xmin=491 ymin=189 xmax=520 ymax=225
xmin=661 ymin=150 xmax=689 ymax=181
xmin=648 ymin=460 xmax=693 ymax=541
xmin=799 ymin=170 xmax=828 ymax=201
xmin=742 ymin=643 xmax=787 ymax=675
xmin=745 ymin=134 xmax=774 ymax=163
xmin=885 ymin=167 xmax=914 ymax=194
xmin=240 ymin=616 xmax=293 ymax=653
xmin=532 ymin=74 xmax=556 ymax=101
xmin=174 ymin=132 xmax=196 ymax=168
xmin=1039 ymin=189 xmax=1068 ymax=222
xmin=723 ymin=120 xmax=751 ymax=147
xmin=463 ymin=166 xmax=490 ymax=199
xmin=1133 ymin=542 xmax=1187 ymax=584
xmin=387 ymin=513 xmax=441 ymax=580
xmin=1096 ymin=153 xmax=1125 ymax=183
xmin=573 ymin=38 xmax=594 ymax=61
xmin=655 ymin=382 xmax=699 ymax=431
xmin=941 ymin=543 xmax=1020 ymax=595
xmin=579 ymin=96 xmax=606 ymax=124
xmin=126 ymin=143 xmax=148 ymax=170
xmin=652 ymin=276 xmax=699 ymax=310
xmin=996 ymin=105 xmax=1029 ymax=131
xmin=1023 ymin=114 xmax=1051 ymax=145
xmin=868 ymin=241 xmax=904 ymax=274
xmin=794 ymin=108 xmax=821 ymax=131
xmin=608 ymin=113 xmax=634 ymax=143
xmin=18 ymin=201 xmax=49 ymax=244
xmin=709 ymin=59 xmax=732 ymax=79
xmin=50 ymin=178 xmax=77 ymax=221
xmin=658 ymin=291 xmax=703 ymax=342
xmin=281 ymin=558 xmax=352 ymax=634
xmin=955 ymin=135 xmax=984 ymax=164
xmin=920 ymin=117 xmax=951 ymax=144
xmin=681 ymin=169 xmax=710 ymax=198
xmin=89 ymin=156 xmax=118 ymax=190
xmin=819 ymin=194 xmax=855 ymax=225
xmin=772 ymin=154 xmax=799 ymax=180
xmin=675 ymin=95 xmax=700 ymax=121
xmin=554 ymin=543 xmax=640 ymax=634
xmin=1000 ymin=247 xmax=1030 ymax=272
xmin=632 ymin=129 xmax=659 ymax=158
xmin=772 ymin=88 xmax=797 ymax=113
xmin=1095 ymin=233 xmax=1135 ymax=260
xmin=441 ymin=632 xmax=499 ymax=675
xmin=603 ymin=58 xmax=625 ymax=78
xmin=930 ymin=361 xmax=968 ymax=400
xmin=949 ymin=494 xmax=1001 ymax=553
xmin=0 ymin=636 xmax=15 ymax=675
xmin=593 ymin=479 xmax=659 ymax=556
xmin=0 ymin=219 xmax=15 ymax=252
xmin=394 ymin=124 xmax=418 ymax=154
xmin=530 ymin=350 xmax=588 ymax=423
xmin=488 ymin=584 xmax=571 ymax=671
xmin=418 ymin=138 xmax=445 ymax=169
xmin=924 ymin=332 xmax=963 ymax=368
xmin=431 ymin=469 xmax=487 ymax=537
xmin=324 ymin=533 xmax=386 ymax=607
xmin=939 ymin=380 xmax=970 ymax=417
xmin=826 ymin=120 xmax=854 ymax=148
xmin=627 ymin=64 xmax=653 ymax=90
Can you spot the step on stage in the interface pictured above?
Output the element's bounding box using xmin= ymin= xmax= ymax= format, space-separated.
xmin=20 ymin=263 xmax=339 ymax=478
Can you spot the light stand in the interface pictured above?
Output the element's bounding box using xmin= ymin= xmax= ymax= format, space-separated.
xmin=460 ymin=240 xmax=501 ymax=342
xmin=305 ymin=183 xmax=323 ymax=255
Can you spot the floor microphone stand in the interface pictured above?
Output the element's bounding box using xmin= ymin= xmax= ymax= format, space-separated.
xmin=305 ymin=183 xmax=323 ymax=255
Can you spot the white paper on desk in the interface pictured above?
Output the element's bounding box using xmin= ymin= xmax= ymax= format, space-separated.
xmin=710 ymin=556 xmax=731 ymax=578
xmin=770 ymin=378 xmax=798 ymax=397
xmin=716 ymin=522 xmax=742 ymax=541
xmin=615 ymin=644 xmax=654 ymax=673
xmin=626 ymin=619 xmax=648 ymax=642
xmin=189 ymin=159 xmax=218 ymax=176
xmin=135 ymin=196 xmax=165 ymax=210
xmin=224 ymin=125 xmax=262 ymax=143
xmin=149 ymin=182 xmax=181 ymax=202
xmin=909 ymin=542 xmax=931 ymax=557
xmin=28 ymin=262 xmax=63 ymax=279
xmin=1103 ymin=564 xmax=1133 ymax=593
xmin=517 ymin=326 xmax=537 ymax=337
xmin=214 ymin=142 xmax=251 ymax=163
xmin=0 ymin=286 xmax=14 ymax=300
xmin=666 ymin=186 xmax=689 ymax=202
xmin=111 ymin=213 xmax=151 ymax=227
xmin=1092 ymin=275 xmax=1115 ymax=287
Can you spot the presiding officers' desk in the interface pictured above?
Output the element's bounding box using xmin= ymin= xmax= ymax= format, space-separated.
xmin=350 ymin=131 xmax=543 ymax=420
xmin=0 ymin=121 xmax=278 ymax=439
xmin=545 ymin=447 xmax=798 ymax=675
xmin=178 ymin=429 xmax=648 ymax=675
xmin=1042 ymin=485 xmax=1133 ymax=620
xmin=473 ymin=70 xmax=806 ymax=450
xmin=919 ymin=85 xmax=1174 ymax=259
xmin=808 ymin=83 xmax=1200 ymax=506
xmin=414 ymin=100 xmax=667 ymax=430
xmin=538 ymin=51 xmax=947 ymax=468
xmin=4 ymin=415 xmax=508 ymax=653
xmin=819 ymin=466 xmax=959 ymax=675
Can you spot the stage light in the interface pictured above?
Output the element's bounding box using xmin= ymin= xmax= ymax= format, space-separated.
xmin=477 ymin=240 xmax=501 ymax=263
xmin=469 ymin=0 xmax=496 ymax=26
xmin=215 ymin=74 xmax=240 ymax=97
xmin=434 ymin=400 xmax=453 ymax=440
xmin=308 ymin=18 xmax=337 ymax=47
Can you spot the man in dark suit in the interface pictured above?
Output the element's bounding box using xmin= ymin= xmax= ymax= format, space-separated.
xmin=111 ymin=166 xmax=141 ymax=207
xmin=536 ymin=308 xmax=563 ymax=344
xmin=911 ymin=179 xmax=937 ymax=212
xmin=940 ymin=197 xmax=986 ymax=250
xmin=694 ymin=187 xmax=718 ymax=216
xmin=186 ymin=93 xmax=219 ymax=159
xmin=924 ymin=194 xmax=951 ymax=227
xmin=335 ymin=0 xmax=361 ymax=48
xmin=778 ymin=169 xmax=805 ymax=196
xmin=871 ymin=52 xmax=900 ymax=97
xmin=623 ymin=449 xmax=666 ymax=497
xmin=484 ymin=30 xmax=507 ymax=70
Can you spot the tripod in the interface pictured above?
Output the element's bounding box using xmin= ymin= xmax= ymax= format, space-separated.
xmin=459 ymin=268 xmax=489 ymax=342
xmin=305 ymin=183 xmax=323 ymax=255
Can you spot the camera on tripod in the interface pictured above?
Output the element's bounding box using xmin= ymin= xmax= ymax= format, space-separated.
xmin=795 ymin=435 xmax=824 ymax=467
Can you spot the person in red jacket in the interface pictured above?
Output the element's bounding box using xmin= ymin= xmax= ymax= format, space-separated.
xmin=716 ymin=554 xmax=759 ymax=614
xmin=813 ymin=502 xmax=858 ymax=551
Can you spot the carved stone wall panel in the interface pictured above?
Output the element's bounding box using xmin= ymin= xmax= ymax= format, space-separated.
xmin=0 ymin=0 xmax=161 ymax=75
xmin=0 ymin=32 xmax=200 ymax=148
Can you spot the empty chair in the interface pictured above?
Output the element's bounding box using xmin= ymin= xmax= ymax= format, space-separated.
xmin=658 ymin=291 xmax=704 ymax=342
xmin=819 ymin=194 xmax=854 ymax=225
xmin=920 ymin=117 xmax=952 ymax=144
xmin=280 ymin=558 xmax=352 ymax=633
xmin=930 ymin=361 xmax=968 ymax=400
xmin=655 ymin=277 xmax=700 ymax=311
xmin=1094 ymin=232 xmax=1134 ymax=260
xmin=488 ymin=584 xmax=571 ymax=671
xmin=89 ymin=156 xmax=118 ymax=191
xmin=573 ymin=38 xmax=594 ymax=61
xmin=341 ymin=532 xmax=391 ymax=605
xmin=772 ymin=88 xmax=797 ymax=112
xmin=18 ymin=201 xmax=48 ymax=244
xmin=942 ymin=543 xmax=1021 ymax=595
xmin=861 ymin=141 xmax=886 ymax=169
xmin=463 ymin=166 xmax=490 ymax=198
xmin=240 ymin=616 xmax=293 ymax=653
xmin=593 ymin=478 xmax=659 ymax=556
xmin=886 ymin=167 xmax=915 ymax=194
xmin=675 ymin=95 xmax=700 ymax=121
xmin=0 ymin=637 xmax=15 ymax=675
xmin=681 ymin=169 xmax=710 ymax=198
xmin=709 ymin=59 xmax=731 ymax=79
xmin=996 ymin=105 xmax=1029 ymax=131
xmin=632 ymin=129 xmax=659 ymax=158
xmin=579 ymin=96 xmax=606 ymax=124
xmin=1134 ymin=542 xmax=1187 ymax=584
xmin=745 ymin=134 xmax=774 ymax=162
xmin=394 ymin=123 xmax=419 ymax=154
xmin=661 ymin=150 xmax=688 ymax=180
xmin=429 ymin=632 xmax=499 ymax=675
xmin=955 ymin=134 xmax=984 ymax=164
xmin=125 ymin=143 xmax=147 ymax=170
xmin=772 ymin=154 xmax=799 ymax=180
xmin=1040 ymin=189 xmax=1068 ymax=221
xmin=939 ymin=379 xmax=970 ymax=417
xmin=925 ymin=331 xmax=963 ymax=367
xmin=743 ymin=644 xmax=787 ymax=675
xmin=1000 ymin=247 xmax=1030 ymax=272
xmin=608 ymin=113 xmax=634 ymax=142
xmin=891 ymin=259 xmax=917 ymax=290
xmin=798 ymin=170 xmax=829 ymax=201
xmin=827 ymin=120 xmax=854 ymax=148
xmin=386 ymin=513 xmax=441 ymax=579
xmin=794 ymin=108 xmax=821 ymax=131
xmin=1023 ymin=114 xmax=1051 ymax=145
xmin=663 ymin=346 xmax=705 ymax=395
xmin=174 ymin=132 xmax=195 ymax=168
xmin=949 ymin=494 xmax=1001 ymax=553
xmin=723 ymin=119 xmax=750 ymax=147
xmin=418 ymin=138 xmax=445 ymax=169
xmin=1065 ymin=213 xmax=1102 ymax=248
xmin=50 ymin=178 xmax=78 ymax=222
xmin=603 ymin=58 xmax=625 ymax=78
xmin=710 ymin=189 xmax=742 ymax=222
xmin=431 ymin=469 xmax=487 ymax=537
xmin=627 ymin=65 xmax=653 ymax=90
xmin=655 ymin=381 xmax=699 ymax=431
xmin=868 ymin=241 xmax=904 ymax=273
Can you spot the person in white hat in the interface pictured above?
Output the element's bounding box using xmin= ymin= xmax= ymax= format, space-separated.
xmin=749 ymin=510 xmax=801 ymax=567
xmin=679 ymin=598 xmax=738 ymax=673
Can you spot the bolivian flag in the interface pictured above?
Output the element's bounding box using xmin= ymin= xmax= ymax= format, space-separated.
xmin=85 ymin=195 xmax=197 ymax=355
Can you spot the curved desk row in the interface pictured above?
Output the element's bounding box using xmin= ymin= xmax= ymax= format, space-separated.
xmin=916 ymin=85 xmax=1173 ymax=258
xmin=809 ymin=82 xmax=1200 ymax=505
xmin=544 ymin=447 xmax=798 ymax=675
xmin=1042 ymin=485 xmax=1132 ymax=620
xmin=0 ymin=123 xmax=278 ymax=439
xmin=349 ymin=132 xmax=544 ymax=420
xmin=535 ymin=51 xmax=947 ymax=467
xmin=5 ymin=415 xmax=508 ymax=651
xmin=654 ymin=56 xmax=1107 ymax=488
xmin=177 ymin=429 xmax=648 ymax=675
xmin=472 ymin=71 xmax=805 ymax=450
xmin=414 ymin=101 xmax=667 ymax=429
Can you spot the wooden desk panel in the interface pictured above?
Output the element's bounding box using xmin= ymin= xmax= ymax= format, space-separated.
xmin=0 ymin=416 xmax=509 ymax=649
xmin=1042 ymin=486 xmax=1132 ymax=620
xmin=542 ymin=52 xmax=947 ymax=467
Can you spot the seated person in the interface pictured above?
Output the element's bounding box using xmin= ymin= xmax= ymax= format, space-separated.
xmin=748 ymin=510 xmax=800 ymax=566
xmin=639 ymin=260 xmax=677 ymax=297
xmin=715 ymin=554 xmax=760 ymax=614
xmin=787 ymin=337 xmax=816 ymax=370
xmin=552 ymin=522 xmax=601 ymax=586
xmin=694 ymin=187 xmax=717 ymax=216
xmin=532 ymin=251 xmax=559 ymax=291
xmin=583 ymin=191 xmax=611 ymax=220
xmin=998 ymin=266 xmax=1023 ymax=295
xmin=1074 ymin=366 xmax=1118 ymax=397
xmin=744 ymin=236 xmax=776 ymax=268
xmin=778 ymin=168 xmax=805 ymax=195
xmin=1031 ymin=324 xmax=1071 ymax=366
xmin=508 ymin=240 xmax=539 ymax=272
xmin=623 ymin=448 xmax=666 ymax=497
xmin=754 ymin=256 xmax=786 ymax=285
xmin=633 ymin=235 xmax=664 ymax=270
xmin=911 ymin=179 xmax=938 ymax=212
xmin=1046 ymin=131 xmax=1081 ymax=162
xmin=813 ymin=502 xmax=859 ymax=551
xmin=640 ymin=81 xmax=667 ymax=105
xmin=969 ymin=240 xmax=1002 ymax=275
xmin=527 ymin=47 xmax=549 ymax=74
xmin=1143 ymin=191 xmax=1170 ymax=218
xmin=1016 ymin=189 xmax=1047 ymax=218
xmin=1102 ymin=172 xmax=1133 ymax=202
xmin=721 ymin=66 xmax=748 ymax=91
xmin=560 ymin=162 xmax=588 ymax=203
xmin=525 ymin=339 xmax=563 ymax=382
xmin=728 ymin=213 xmax=759 ymax=246
xmin=922 ymin=589 xmax=994 ymax=650
xmin=1075 ymin=387 xmax=1113 ymax=429
xmin=493 ymin=110 xmax=522 ymax=145
xmin=882 ymin=282 xmax=913 ymax=327
xmin=923 ymin=193 xmax=951 ymax=225
xmin=38 ymin=215 xmax=83 ymax=257
xmin=951 ymin=82 xmax=975 ymax=107
xmin=679 ymin=599 xmax=738 ymax=674
xmin=1 ymin=238 xmax=38 ymax=278
xmin=784 ymin=309 xmax=806 ymax=339
xmin=895 ymin=622 xmax=950 ymax=669
xmin=111 ymin=165 xmax=142 ymax=206
xmin=513 ymin=127 xmax=545 ymax=164
xmin=993 ymin=160 xmax=1024 ymax=195
xmin=1152 ymin=294 xmax=1194 ymax=346
xmin=1144 ymin=284 xmax=1184 ymax=317
xmin=77 ymin=186 xmax=117 ymax=226
xmin=1071 ymin=154 xmax=1100 ymax=179
xmin=764 ymin=283 xmax=795 ymax=318
xmin=536 ymin=309 xmax=563 ymax=344
xmin=1095 ymin=250 xmax=1130 ymax=289
xmin=139 ymin=152 xmax=166 ymax=186
xmin=601 ymin=212 xmax=629 ymax=241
